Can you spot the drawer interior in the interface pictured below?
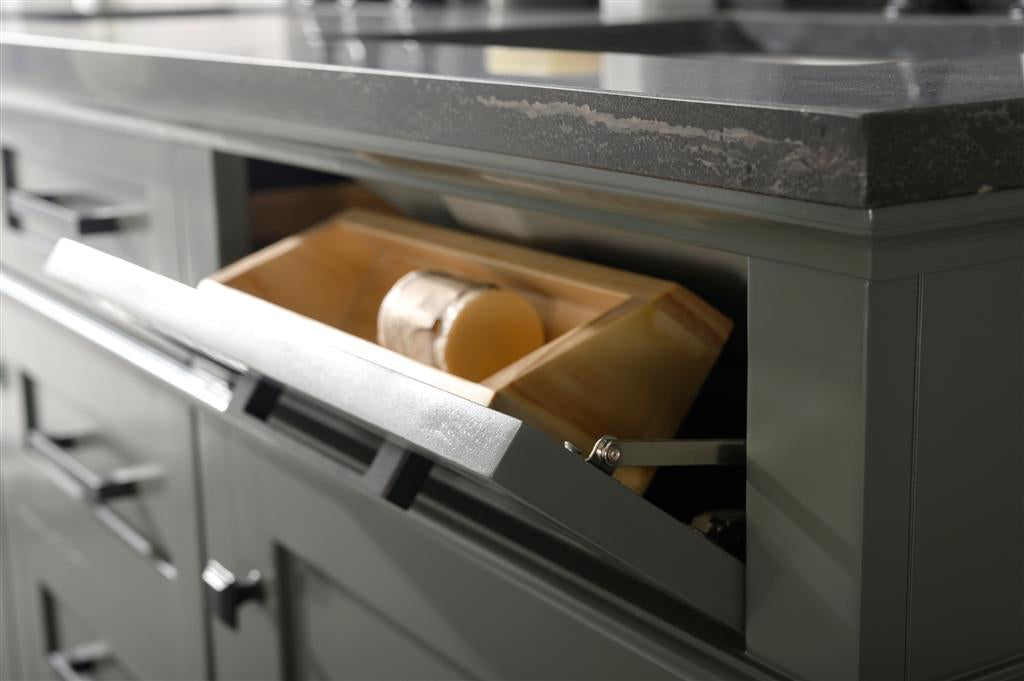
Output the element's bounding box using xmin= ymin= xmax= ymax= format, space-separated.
xmin=214 ymin=212 xmax=627 ymax=350
xmin=192 ymin=156 xmax=748 ymax=538
xmin=225 ymin=157 xmax=747 ymax=504
xmin=234 ymin=157 xmax=748 ymax=442
xmin=212 ymin=208 xmax=733 ymax=497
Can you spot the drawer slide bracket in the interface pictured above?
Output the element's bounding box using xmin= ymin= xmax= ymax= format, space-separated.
xmin=569 ymin=436 xmax=746 ymax=474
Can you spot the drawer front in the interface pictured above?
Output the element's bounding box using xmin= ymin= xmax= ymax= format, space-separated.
xmin=1 ymin=293 xmax=207 ymax=680
xmin=42 ymin=587 xmax=138 ymax=681
xmin=0 ymin=108 xmax=229 ymax=287
xmin=41 ymin=237 xmax=744 ymax=635
xmin=6 ymin=502 xmax=142 ymax=681
xmin=4 ymin=443 xmax=200 ymax=680
xmin=199 ymin=412 xmax=754 ymax=681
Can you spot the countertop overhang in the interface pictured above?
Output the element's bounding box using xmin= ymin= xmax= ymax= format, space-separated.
xmin=1 ymin=6 xmax=1022 ymax=209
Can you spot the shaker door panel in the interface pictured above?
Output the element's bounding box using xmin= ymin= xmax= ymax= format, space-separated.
xmin=198 ymin=412 xmax=682 ymax=681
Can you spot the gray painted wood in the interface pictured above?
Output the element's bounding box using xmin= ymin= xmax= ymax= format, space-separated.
xmin=1 ymin=111 xmax=178 ymax=282
xmin=197 ymin=411 xmax=763 ymax=681
xmin=174 ymin=149 xmax=250 ymax=285
xmin=0 ymin=107 xmax=231 ymax=287
xmin=40 ymin=587 xmax=138 ymax=681
xmin=906 ymin=258 xmax=1024 ymax=680
xmin=5 ymin=463 xmax=144 ymax=681
xmin=0 ymin=502 xmax=18 ymax=681
xmin=0 ymin=355 xmax=24 ymax=681
xmin=0 ymin=294 xmax=208 ymax=680
xmin=746 ymin=260 xmax=920 ymax=680
xmin=857 ymin=275 xmax=921 ymax=681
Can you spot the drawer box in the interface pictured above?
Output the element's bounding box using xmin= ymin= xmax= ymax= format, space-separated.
xmin=213 ymin=210 xmax=733 ymax=490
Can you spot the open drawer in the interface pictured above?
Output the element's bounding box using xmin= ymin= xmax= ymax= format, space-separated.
xmin=40 ymin=214 xmax=744 ymax=633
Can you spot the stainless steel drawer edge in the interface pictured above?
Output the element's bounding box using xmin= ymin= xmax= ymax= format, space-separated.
xmin=0 ymin=271 xmax=232 ymax=411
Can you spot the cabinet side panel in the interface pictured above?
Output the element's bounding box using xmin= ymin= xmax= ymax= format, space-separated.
xmin=746 ymin=261 xmax=868 ymax=679
xmin=858 ymin=275 xmax=919 ymax=681
xmin=747 ymin=261 xmax=919 ymax=680
xmin=908 ymin=258 xmax=1024 ymax=681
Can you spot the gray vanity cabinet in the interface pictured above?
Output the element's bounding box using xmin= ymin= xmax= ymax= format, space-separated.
xmin=197 ymin=410 xmax=715 ymax=681
xmin=5 ymin=89 xmax=1018 ymax=681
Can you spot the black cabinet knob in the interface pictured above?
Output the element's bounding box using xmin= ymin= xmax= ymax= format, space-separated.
xmin=202 ymin=559 xmax=264 ymax=629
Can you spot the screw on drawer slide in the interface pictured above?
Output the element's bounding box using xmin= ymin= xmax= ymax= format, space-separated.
xmin=566 ymin=436 xmax=746 ymax=474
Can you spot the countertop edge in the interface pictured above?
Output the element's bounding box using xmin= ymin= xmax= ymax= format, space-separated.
xmin=2 ymin=36 xmax=1023 ymax=210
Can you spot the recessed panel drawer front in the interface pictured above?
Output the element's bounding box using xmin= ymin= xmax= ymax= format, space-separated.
xmin=0 ymin=109 xmax=224 ymax=287
xmin=3 ymin=291 xmax=199 ymax=571
xmin=5 ymin=421 xmax=203 ymax=681
xmin=7 ymin=476 xmax=142 ymax=681
xmin=1 ymin=114 xmax=171 ymax=282
xmin=201 ymin=414 xmax=735 ymax=681
xmin=6 ymin=500 xmax=140 ymax=681
xmin=1 ymin=293 xmax=207 ymax=680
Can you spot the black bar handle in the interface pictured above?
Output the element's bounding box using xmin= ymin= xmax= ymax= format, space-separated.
xmin=27 ymin=430 xmax=143 ymax=503
xmin=7 ymin=187 xmax=143 ymax=236
xmin=46 ymin=641 xmax=112 ymax=681
xmin=25 ymin=430 xmax=176 ymax=580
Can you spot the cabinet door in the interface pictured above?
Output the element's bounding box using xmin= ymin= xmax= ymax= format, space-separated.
xmin=198 ymin=412 xmax=707 ymax=681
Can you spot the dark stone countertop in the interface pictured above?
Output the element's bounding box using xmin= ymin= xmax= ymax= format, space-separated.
xmin=1 ymin=5 xmax=1022 ymax=208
